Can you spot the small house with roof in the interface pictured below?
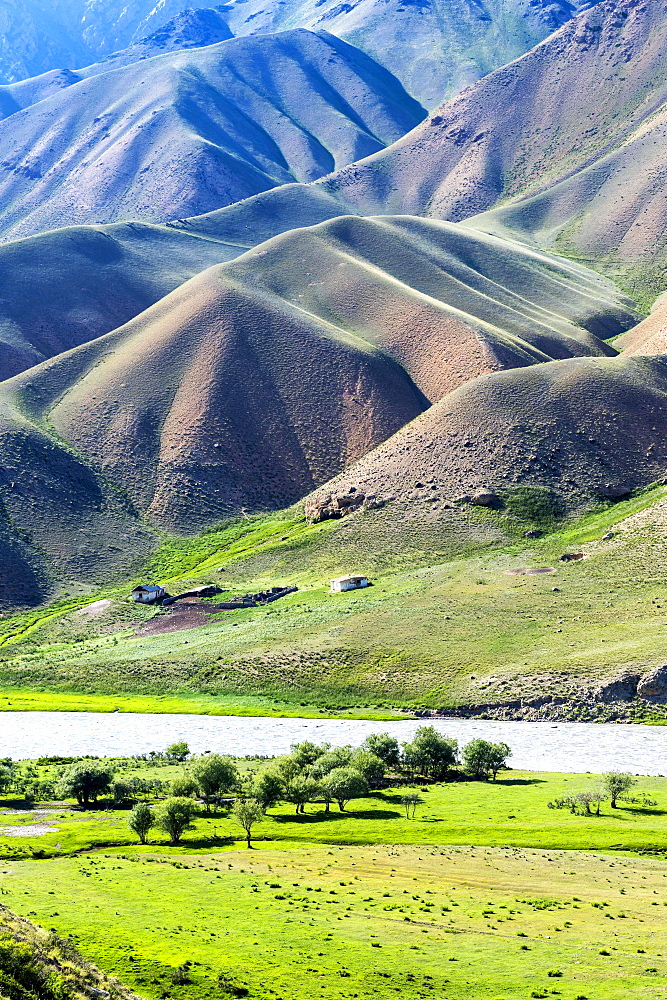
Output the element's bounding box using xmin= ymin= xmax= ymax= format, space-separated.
xmin=330 ymin=574 xmax=370 ymax=593
xmin=131 ymin=584 xmax=168 ymax=605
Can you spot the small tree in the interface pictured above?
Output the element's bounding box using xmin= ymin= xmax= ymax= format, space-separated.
xmin=59 ymin=763 xmax=114 ymax=808
xmin=166 ymin=742 xmax=190 ymax=762
xmin=576 ymin=790 xmax=605 ymax=816
xmin=462 ymin=740 xmax=512 ymax=781
xmin=402 ymin=727 xmax=458 ymax=779
xmin=602 ymin=772 xmax=636 ymax=808
xmin=350 ymin=750 xmax=386 ymax=788
xmin=170 ymin=775 xmax=198 ymax=798
xmin=284 ymin=776 xmax=319 ymax=814
xmin=128 ymin=802 xmax=154 ymax=844
xmin=401 ymin=793 xmax=422 ymax=819
xmin=361 ymin=733 xmax=401 ymax=770
xmin=190 ymin=755 xmax=239 ymax=812
xmin=155 ymin=797 xmax=198 ymax=845
xmin=233 ymin=798 xmax=265 ymax=848
xmin=252 ymin=769 xmax=284 ymax=810
xmin=321 ymin=767 xmax=368 ymax=812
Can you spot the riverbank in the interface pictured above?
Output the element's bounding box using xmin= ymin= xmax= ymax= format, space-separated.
xmin=0 ymin=688 xmax=405 ymax=721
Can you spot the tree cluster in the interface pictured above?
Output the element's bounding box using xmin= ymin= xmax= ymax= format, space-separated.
xmin=548 ymin=772 xmax=656 ymax=816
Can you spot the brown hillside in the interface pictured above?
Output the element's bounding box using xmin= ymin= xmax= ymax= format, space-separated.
xmin=17 ymin=270 xmax=427 ymax=533
xmin=321 ymin=356 xmax=667 ymax=509
xmin=0 ymin=214 xmax=639 ymax=597
xmin=616 ymin=295 xmax=667 ymax=355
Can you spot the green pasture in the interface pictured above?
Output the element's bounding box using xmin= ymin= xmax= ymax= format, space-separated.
xmin=3 ymin=772 xmax=667 ymax=858
xmin=2 ymin=485 xmax=667 ymax=714
xmin=2 ymin=844 xmax=666 ymax=1000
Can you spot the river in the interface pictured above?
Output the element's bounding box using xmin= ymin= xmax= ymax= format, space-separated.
xmin=1 ymin=712 xmax=666 ymax=774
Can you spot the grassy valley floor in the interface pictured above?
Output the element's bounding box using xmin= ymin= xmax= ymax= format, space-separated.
xmin=2 ymin=839 xmax=667 ymax=999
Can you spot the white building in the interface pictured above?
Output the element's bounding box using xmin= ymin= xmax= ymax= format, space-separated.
xmin=330 ymin=574 xmax=370 ymax=593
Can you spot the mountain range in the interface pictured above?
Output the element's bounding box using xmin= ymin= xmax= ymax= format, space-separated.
xmin=1 ymin=0 xmax=667 ymax=630
xmin=0 ymin=29 xmax=424 ymax=241
xmin=0 ymin=0 xmax=599 ymax=109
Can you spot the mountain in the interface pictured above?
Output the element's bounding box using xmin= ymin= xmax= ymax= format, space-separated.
xmin=0 ymin=215 xmax=637 ymax=599
xmin=0 ymin=29 xmax=425 ymax=242
xmin=139 ymin=0 xmax=667 ymax=301
xmin=218 ymin=0 xmax=601 ymax=109
xmin=320 ymin=354 xmax=667 ymax=512
xmin=0 ymin=1 xmax=599 ymax=110
xmin=82 ymin=8 xmax=234 ymax=75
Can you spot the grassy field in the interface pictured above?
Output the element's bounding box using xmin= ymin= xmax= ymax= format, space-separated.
xmin=2 ymin=772 xmax=667 ymax=858
xmin=3 ymin=769 xmax=667 ymax=999
xmin=2 ymin=486 xmax=667 ymax=716
xmin=2 ymin=842 xmax=667 ymax=1000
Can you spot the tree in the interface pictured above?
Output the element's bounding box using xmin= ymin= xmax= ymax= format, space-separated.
xmin=462 ymin=740 xmax=512 ymax=781
xmin=402 ymin=727 xmax=458 ymax=779
xmin=128 ymin=802 xmax=154 ymax=844
xmin=401 ymin=793 xmax=422 ymax=819
xmin=284 ymin=776 xmax=319 ymax=815
xmin=361 ymin=733 xmax=401 ymax=770
xmin=233 ymin=798 xmax=265 ymax=848
xmin=166 ymin=742 xmax=190 ymax=762
xmin=0 ymin=761 xmax=15 ymax=794
xmin=170 ymin=775 xmax=198 ymax=798
xmin=289 ymin=741 xmax=327 ymax=770
xmin=59 ymin=763 xmax=114 ymax=808
xmin=190 ymin=755 xmax=239 ymax=812
xmin=310 ymin=747 xmax=353 ymax=780
xmin=320 ymin=767 xmax=368 ymax=812
xmin=350 ymin=749 xmax=386 ymax=788
xmin=155 ymin=797 xmax=198 ymax=844
xmin=252 ymin=769 xmax=284 ymax=810
xmin=602 ymin=772 xmax=636 ymax=808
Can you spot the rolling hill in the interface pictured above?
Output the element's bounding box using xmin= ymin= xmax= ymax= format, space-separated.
xmin=0 ymin=215 xmax=638 ymax=600
xmin=321 ymin=354 xmax=667 ymax=511
xmin=0 ymin=29 xmax=425 ymax=242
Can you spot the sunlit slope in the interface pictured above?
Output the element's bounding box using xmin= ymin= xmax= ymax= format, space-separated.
xmin=0 ymin=204 xmax=638 ymax=382
xmin=221 ymin=0 xmax=600 ymax=108
xmin=322 ymin=355 xmax=667 ymax=509
xmin=0 ymin=217 xmax=639 ymax=600
xmin=0 ymin=29 xmax=424 ymax=241
xmin=195 ymin=215 xmax=635 ymax=402
xmin=616 ymin=295 xmax=667 ymax=356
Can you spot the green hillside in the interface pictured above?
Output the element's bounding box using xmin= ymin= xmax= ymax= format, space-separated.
xmin=2 ymin=479 xmax=667 ymax=718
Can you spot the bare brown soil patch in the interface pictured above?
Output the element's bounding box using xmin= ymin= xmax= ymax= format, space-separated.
xmin=137 ymin=600 xmax=214 ymax=637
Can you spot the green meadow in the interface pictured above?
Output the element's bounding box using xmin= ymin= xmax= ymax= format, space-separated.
xmin=2 ymin=779 xmax=667 ymax=1000
xmin=2 ymin=486 xmax=667 ymax=716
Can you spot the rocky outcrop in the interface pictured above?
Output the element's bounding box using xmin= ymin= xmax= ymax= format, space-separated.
xmin=637 ymin=666 xmax=667 ymax=701
xmin=595 ymin=672 xmax=640 ymax=703
xmin=304 ymin=491 xmax=384 ymax=523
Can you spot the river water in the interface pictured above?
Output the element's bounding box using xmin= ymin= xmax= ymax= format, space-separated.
xmin=0 ymin=712 xmax=666 ymax=774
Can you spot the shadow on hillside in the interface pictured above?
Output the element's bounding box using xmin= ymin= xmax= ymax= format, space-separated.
xmin=271 ymin=808 xmax=401 ymax=824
